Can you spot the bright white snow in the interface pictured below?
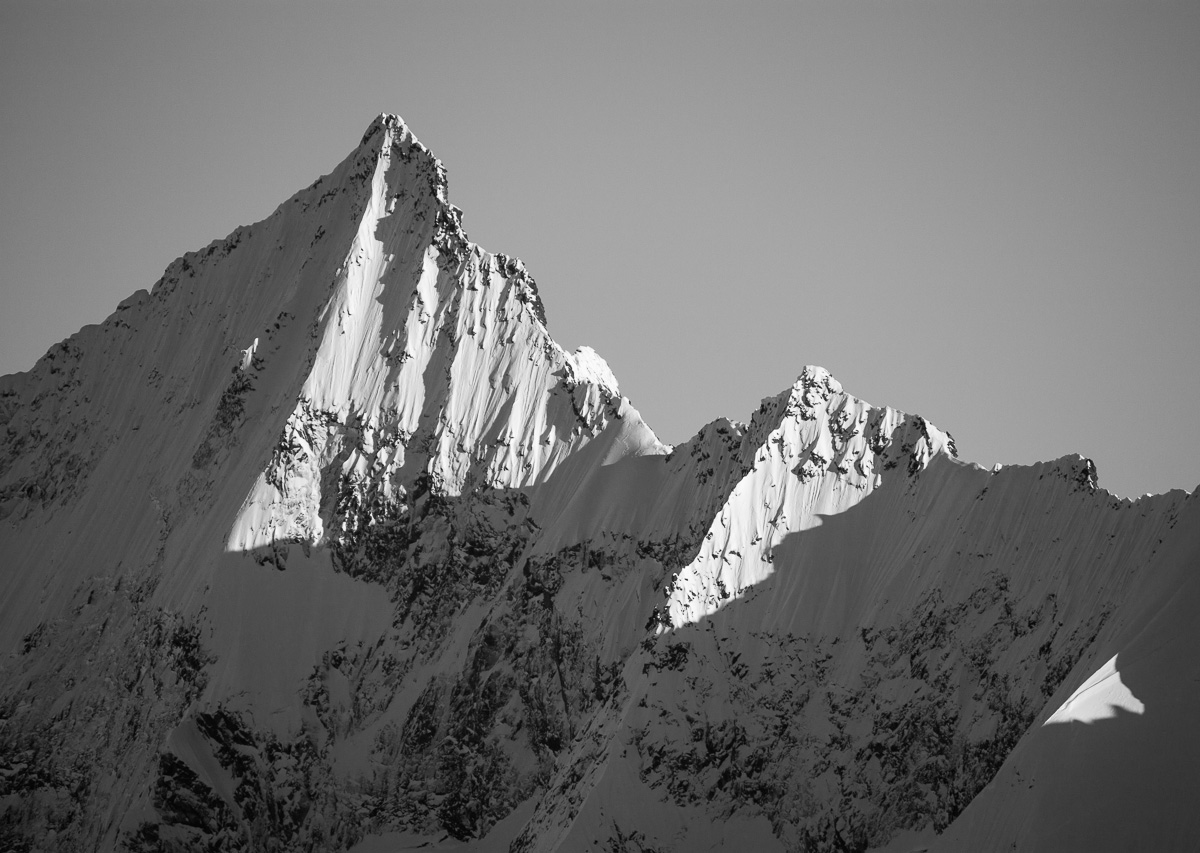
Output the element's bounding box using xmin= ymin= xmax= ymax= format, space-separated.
xmin=1043 ymin=654 xmax=1144 ymax=725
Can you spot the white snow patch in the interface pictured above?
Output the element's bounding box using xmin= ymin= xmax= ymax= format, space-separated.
xmin=240 ymin=337 xmax=259 ymax=371
xmin=1044 ymin=654 xmax=1145 ymax=725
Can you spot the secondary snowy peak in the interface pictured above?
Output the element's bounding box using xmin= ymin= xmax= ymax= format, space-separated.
xmin=660 ymin=365 xmax=957 ymax=628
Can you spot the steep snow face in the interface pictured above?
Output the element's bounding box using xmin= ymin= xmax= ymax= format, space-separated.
xmin=662 ymin=365 xmax=953 ymax=629
xmin=227 ymin=115 xmax=644 ymax=554
xmin=1 ymin=114 xmax=1197 ymax=853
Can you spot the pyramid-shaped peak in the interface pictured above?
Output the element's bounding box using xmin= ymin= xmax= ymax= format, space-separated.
xmin=358 ymin=112 xmax=432 ymax=158
xmin=360 ymin=111 xmax=407 ymax=145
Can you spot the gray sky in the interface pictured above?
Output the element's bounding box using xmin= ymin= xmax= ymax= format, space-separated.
xmin=2 ymin=1 xmax=1197 ymax=498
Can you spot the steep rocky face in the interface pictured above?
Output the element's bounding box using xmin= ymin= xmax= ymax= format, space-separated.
xmin=1 ymin=115 xmax=1196 ymax=853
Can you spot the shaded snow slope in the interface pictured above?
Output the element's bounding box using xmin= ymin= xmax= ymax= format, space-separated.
xmin=926 ymin=492 xmax=1200 ymax=853
xmin=0 ymin=114 xmax=1196 ymax=853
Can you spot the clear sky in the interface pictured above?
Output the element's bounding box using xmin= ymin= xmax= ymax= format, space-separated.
xmin=2 ymin=1 xmax=1197 ymax=499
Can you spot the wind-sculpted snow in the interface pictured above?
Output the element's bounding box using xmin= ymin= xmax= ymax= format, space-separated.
xmin=0 ymin=115 xmax=1196 ymax=853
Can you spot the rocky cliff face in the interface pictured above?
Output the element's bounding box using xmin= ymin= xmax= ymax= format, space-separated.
xmin=1 ymin=115 xmax=1196 ymax=853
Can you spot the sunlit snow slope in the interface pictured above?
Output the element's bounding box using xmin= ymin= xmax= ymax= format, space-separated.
xmin=0 ymin=114 xmax=1195 ymax=853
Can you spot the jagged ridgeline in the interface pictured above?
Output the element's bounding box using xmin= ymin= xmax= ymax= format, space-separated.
xmin=1 ymin=114 xmax=1197 ymax=853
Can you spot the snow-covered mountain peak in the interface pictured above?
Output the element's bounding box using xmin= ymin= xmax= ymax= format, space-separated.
xmin=359 ymin=112 xmax=433 ymax=168
xmin=797 ymin=363 xmax=842 ymax=396
xmin=2 ymin=114 xmax=1197 ymax=853
xmin=360 ymin=111 xmax=408 ymax=144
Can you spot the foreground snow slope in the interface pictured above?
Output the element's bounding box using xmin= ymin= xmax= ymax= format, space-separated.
xmin=0 ymin=115 xmax=1195 ymax=853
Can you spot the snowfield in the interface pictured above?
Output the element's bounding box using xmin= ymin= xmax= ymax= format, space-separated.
xmin=0 ymin=114 xmax=1196 ymax=853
